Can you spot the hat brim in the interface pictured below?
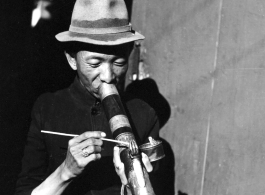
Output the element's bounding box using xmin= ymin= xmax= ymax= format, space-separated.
xmin=55 ymin=31 xmax=144 ymax=45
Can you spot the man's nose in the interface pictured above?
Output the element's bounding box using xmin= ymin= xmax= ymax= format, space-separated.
xmin=99 ymin=64 xmax=115 ymax=83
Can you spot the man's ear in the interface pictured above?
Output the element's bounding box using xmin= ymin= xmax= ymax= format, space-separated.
xmin=64 ymin=51 xmax=77 ymax=70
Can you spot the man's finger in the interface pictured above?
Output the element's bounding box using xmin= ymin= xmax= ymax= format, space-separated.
xmin=113 ymin=146 xmax=128 ymax=185
xmin=113 ymin=146 xmax=122 ymax=165
xmin=73 ymin=131 xmax=106 ymax=143
xmin=74 ymin=138 xmax=103 ymax=151
xmin=84 ymin=153 xmax=102 ymax=163
xmin=142 ymin=152 xmax=153 ymax=172
xmin=80 ymin=145 xmax=102 ymax=156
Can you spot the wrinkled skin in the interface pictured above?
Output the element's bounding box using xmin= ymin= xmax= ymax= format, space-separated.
xmin=62 ymin=131 xmax=105 ymax=179
xmin=65 ymin=43 xmax=131 ymax=99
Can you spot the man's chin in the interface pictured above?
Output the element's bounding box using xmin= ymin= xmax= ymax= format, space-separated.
xmin=84 ymin=87 xmax=99 ymax=99
xmin=91 ymin=90 xmax=100 ymax=99
xmin=93 ymin=93 xmax=100 ymax=99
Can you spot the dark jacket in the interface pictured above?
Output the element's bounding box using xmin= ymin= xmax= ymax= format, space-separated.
xmin=15 ymin=77 xmax=159 ymax=195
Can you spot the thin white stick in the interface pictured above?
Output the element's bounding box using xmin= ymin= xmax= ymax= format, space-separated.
xmin=41 ymin=130 xmax=78 ymax=137
xmin=101 ymin=137 xmax=129 ymax=146
xmin=41 ymin=130 xmax=129 ymax=146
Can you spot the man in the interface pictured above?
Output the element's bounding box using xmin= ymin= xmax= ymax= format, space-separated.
xmin=15 ymin=0 xmax=159 ymax=195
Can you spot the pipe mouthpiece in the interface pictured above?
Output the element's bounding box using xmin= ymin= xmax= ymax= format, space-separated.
xmin=98 ymin=83 xmax=119 ymax=101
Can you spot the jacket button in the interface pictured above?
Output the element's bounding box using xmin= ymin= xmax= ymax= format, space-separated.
xmin=91 ymin=107 xmax=99 ymax=115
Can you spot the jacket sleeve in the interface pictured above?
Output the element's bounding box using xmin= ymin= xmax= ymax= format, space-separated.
xmin=15 ymin=96 xmax=49 ymax=195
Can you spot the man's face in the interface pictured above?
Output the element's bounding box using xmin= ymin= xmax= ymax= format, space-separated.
xmin=66 ymin=44 xmax=131 ymax=99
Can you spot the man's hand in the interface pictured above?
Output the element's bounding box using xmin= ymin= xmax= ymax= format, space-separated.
xmin=60 ymin=131 xmax=106 ymax=180
xmin=32 ymin=131 xmax=106 ymax=195
xmin=113 ymin=146 xmax=153 ymax=185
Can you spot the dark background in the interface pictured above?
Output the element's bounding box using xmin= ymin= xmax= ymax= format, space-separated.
xmin=0 ymin=0 xmax=76 ymax=194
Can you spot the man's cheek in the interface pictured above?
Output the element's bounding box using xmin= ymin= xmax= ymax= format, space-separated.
xmin=117 ymin=68 xmax=127 ymax=77
xmin=91 ymin=77 xmax=101 ymax=88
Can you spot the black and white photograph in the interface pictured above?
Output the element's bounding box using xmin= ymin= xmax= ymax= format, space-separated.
xmin=1 ymin=0 xmax=265 ymax=195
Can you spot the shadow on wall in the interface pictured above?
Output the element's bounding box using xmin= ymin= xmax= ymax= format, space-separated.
xmin=178 ymin=190 xmax=188 ymax=195
xmin=126 ymin=78 xmax=171 ymax=128
xmin=126 ymin=78 xmax=175 ymax=195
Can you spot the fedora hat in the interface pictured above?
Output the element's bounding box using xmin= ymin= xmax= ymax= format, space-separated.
xmin=56 ymin=0 xmax=144 ymax=45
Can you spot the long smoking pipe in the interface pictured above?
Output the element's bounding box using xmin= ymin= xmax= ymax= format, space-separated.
xmin=99 ymin=83 xmax=155 ymax=195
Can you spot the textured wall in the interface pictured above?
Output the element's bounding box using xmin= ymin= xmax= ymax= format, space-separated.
xmin=131 ymin=0 xmax=265 ymax=194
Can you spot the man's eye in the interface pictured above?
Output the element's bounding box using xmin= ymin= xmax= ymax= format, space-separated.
xmin=87 ymin=59 xmax=101 ymax=66
xmin=114 ymin=59 xmax=127 ymax=66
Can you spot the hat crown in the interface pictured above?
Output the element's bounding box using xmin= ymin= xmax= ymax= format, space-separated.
xmin=55 ymin=0 xmax=144 ymax=45
xmin=71 ymin=0 xmax=129 ymax=29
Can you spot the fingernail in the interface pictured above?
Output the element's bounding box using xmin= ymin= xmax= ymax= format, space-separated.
xmin=101 ymin=132 xmax=106 ymax=137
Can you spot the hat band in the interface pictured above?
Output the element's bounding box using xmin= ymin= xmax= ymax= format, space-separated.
xmin=69 ymin=24 xmax=132 ymax=35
